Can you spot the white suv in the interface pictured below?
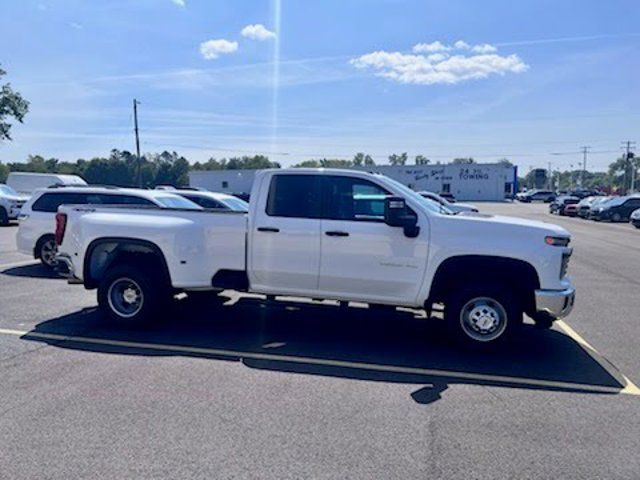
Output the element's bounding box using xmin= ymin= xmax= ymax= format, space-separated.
xmin=17 ymin=186 xmax=201 ymax=267
xmin=0 ymin=184 xmax=29 ymax=225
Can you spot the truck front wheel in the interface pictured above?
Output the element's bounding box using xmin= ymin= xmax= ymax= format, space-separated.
xmin=97 ymin=265 xmax=165 ymax=326
xmin=445 ymin=285 xmax=521 ymax=346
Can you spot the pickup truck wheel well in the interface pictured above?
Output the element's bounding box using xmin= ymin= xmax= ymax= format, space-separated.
xmin=84 ymin=238 xmax=171 ymax=290
xmin=429 ymin=255 xmax=540 ymax=313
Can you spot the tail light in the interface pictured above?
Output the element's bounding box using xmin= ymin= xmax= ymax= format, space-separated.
xmin=55 ymin=213 xmax=67 ymax=246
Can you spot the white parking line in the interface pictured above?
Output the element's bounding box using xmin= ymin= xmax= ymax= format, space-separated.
xmin=0 ymin=327 xmax=637 ymax=396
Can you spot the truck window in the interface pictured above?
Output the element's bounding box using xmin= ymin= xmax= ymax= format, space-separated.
xmin=266 ymin=174 xmax=322 ymax=218
xmin=31 ymin=192 xmax=89 ymax=213
xmin=323 ymin=176 xmax=390 ymax=221
xmin=99 ymin=194 xmax=155 ymax=206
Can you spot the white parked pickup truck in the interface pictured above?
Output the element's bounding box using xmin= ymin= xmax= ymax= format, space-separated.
xmin=55 ymin=168 xmax=575 ymax=345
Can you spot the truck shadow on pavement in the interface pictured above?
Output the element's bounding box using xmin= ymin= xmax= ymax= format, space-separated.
xmin=2 ymin=263 xmax=60 ymax=279
xmin=22 ymin=293 xmax=626 ymax=404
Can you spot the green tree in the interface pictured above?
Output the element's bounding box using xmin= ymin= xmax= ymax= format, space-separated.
xmin=414 ymin=155 xmax=430 ymax=165
xmin=0 ymin=66 xmax=29 ymax=142
xmin=452 ymin=157 xmax=475 ymax=164
xmin=0 ymin=162 xmax=9 ymax=182
xmin=353 ymin=152 xmax=375 ymax=166
xmin=608 ymin=155 xmax=640 ymax=193
xmin=497 ymin=158 xmax=513 ymax=167
xmin=388 ymin=152 xmax=408 ymax=166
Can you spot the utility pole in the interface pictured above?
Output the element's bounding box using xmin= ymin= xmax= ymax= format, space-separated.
xmin=580 ymin=146 xmax=590 ymax=188
xmin=547 ymin=162 xmax=552 ymax=190
xmin=622 ymin=141 xmax=636 ymax=193
xmin=133 ymin=99 xmax=142 ymax=187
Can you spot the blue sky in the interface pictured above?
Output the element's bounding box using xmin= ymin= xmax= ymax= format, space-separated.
xmin=1 ymin=0 xmax=638 ymax=172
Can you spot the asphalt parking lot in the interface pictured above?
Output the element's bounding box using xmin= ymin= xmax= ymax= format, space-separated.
xmin=1 ymin=202 xmax=639 ymax=479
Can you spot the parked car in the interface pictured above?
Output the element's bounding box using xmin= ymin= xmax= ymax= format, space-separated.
xmin=517 ymin=189 xmax=556 ymax=203
xmin=549 ymin=196 xmax=579 ymax=215
xmin=172 ymin=190 xmax=249 ymax=212
xmin=562 ymin=204 xmax=579 ymax=217
xmin=439 ymin=192 xmax=456 ymax=203
xmin=55 ymin=168 xmax=575 ymax=347
xmin=17 ymin=186 xmax=202 ymax=268
xmin=568 ymin=189 xmax=603 ymax=200
xmin=576 ymin=196 xmax=598 ymax=218
xmin=417 ymin=191 xmax=478 ymax=214
xmin=7 ymin=172 xmax=87 ymax=196
xmin=631 ymin=209 xmax=640 ymax=229
xmin=589 ymin=195 xmax=640 ymax=222
xmin=0 ymin=184 xmax=29 ymax=226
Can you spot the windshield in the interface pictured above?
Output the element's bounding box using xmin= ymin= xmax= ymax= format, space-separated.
xmin=384 ymin=177 xmax=454 ymax=215
xmin=154 ymin=195 xmax=203 ymax=210
xmin=220 ymin=196 xmax=249 ymax=211
xmin=0 ymin=185 xmax=19 ymax=196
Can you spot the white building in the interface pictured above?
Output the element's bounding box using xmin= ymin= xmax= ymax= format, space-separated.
xmin=189 ymin=163 xmax=518 ymax=201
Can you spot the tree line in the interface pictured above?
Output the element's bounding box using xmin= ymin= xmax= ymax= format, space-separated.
xmin=0 ymin=151 xmax=454 ymax=187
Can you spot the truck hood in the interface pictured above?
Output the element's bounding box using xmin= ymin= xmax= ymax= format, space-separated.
xmin=1 ymin=194 xmax=29 ymax=202
xmin=446 ymin=212 xmax=570 ymax=237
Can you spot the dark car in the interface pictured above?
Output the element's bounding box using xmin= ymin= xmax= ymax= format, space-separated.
xmin=549 ymin=196 xmax=579 ymax=215
xmin=589 ymin=195 xmax=640 ymax=222
xmin=439 ymin=192 xmax=456 ymax=203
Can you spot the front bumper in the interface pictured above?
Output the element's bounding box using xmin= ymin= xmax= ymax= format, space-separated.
xmin=8 ymin=205 xmax=23 ymax=219
xmin=535 ymin=286 xmax=575 ymax=319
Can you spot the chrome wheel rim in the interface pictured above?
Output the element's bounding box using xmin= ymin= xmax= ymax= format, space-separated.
xmin=41 ymin=240 xmax=58 ymax=266
xmin=107 ymin=277 xmax=144 ymax=318
xmin=460 ymin=297 xmax=507 ymax=342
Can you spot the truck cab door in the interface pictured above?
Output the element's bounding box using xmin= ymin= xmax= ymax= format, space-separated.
xmin=318 ymin=175 xmax=429 ymax=305
xmin=248 ymin=173 xmax=322 ymax=295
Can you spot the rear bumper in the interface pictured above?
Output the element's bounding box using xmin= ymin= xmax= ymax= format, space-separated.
xmin=54 ymin=253 xmax=82 ymax=283
xmin=535 ymin=286 xmax=575 ymax=319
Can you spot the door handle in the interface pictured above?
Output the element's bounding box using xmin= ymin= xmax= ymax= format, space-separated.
xmin=257 ymin=227 xmax=280 ymax=233
xmin=325 ymin=231 xmax=349 ymax=237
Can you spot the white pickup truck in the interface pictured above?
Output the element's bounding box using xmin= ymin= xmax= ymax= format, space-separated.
xmin=55 ymin=168 xmax=575 ymax=345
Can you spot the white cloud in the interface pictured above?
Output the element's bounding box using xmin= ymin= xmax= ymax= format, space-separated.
xmin=69 ymin=22 xmax=83 ymax=30
xmin=199 ymin=39 xmax=238 ymax=60
xmin=412 ymin=41 xmax=450 ymax=53
xmin=351 ymin=42 xmax=528 ymax=85
xmin=241 ymin=24 xmax=276 ymax=41
xmin=472 ymin=43 xmax=498 ymax=53
xmin=171 ymin=0 xmax=186 ymax=6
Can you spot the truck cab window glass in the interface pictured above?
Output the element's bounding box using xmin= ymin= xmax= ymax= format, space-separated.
xmin=323 ymin=176 xmax=390 ymax=221
xmin=266 ymin=174 xmax=322 ymax=218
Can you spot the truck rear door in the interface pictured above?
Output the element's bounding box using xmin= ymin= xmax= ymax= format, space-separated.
xmin=249 ymin=173 xmax=322 ymax=295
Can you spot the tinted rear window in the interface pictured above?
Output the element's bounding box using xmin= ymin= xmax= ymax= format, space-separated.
xmin=266 ymin=175 xmax=322 ymax=218
xmin=32 ymin=192 xmax=89 ymax=213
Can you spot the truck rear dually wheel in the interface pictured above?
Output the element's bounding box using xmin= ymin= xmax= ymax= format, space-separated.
xmin=98 ymin=265 xmax=165 ymax=326
xmin=445 ymin=285 xmax=521 ymax=346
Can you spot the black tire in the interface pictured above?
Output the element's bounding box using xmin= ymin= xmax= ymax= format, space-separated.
xmin=37 ymin=235 xmax=58 ymax=268
xmin=612 ymin=212 xmax=622 ymax=222
xmin=0 ymin=207 xmax=8 ymax=226
xmin=97 ymin=264 xmax=167 ymax=326
xmin=445 ymin=284 xmax=522 ymax=346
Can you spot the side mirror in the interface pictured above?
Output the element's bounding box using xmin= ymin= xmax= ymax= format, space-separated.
xmin=384 ymin=197 xmax=420 ymax=238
